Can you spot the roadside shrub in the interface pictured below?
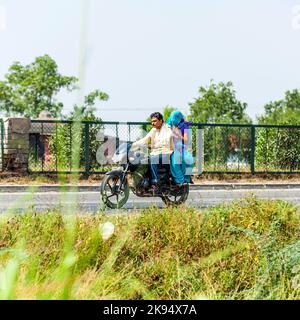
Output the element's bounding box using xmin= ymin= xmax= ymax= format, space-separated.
xmin=0 ymin=198 xmax=299 ymax=300
xmin=255 ymin=127 xmax=300 ymax=171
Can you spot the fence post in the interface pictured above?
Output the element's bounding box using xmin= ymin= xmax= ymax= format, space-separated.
xmin=196 ymin=124 xmax=204 ymax=175
xmin=250 ymin=125 xmax=256 ymax=175
xmin=116 ymin=124 xmax=119 ymax=152
xmin=0 ymin=119 xmax=4 ymax=172
xmin=84 ymin=122 xmax=90 ymax=177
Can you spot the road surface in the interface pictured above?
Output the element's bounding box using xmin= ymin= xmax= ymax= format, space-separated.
xmin=0 ymin=187 xmax=299 ymax=213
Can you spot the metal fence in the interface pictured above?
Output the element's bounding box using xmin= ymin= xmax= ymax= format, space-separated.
xmin=29 ymin=120 xmax=149 ymax=175
xmin=196 ymin=123 xmax=300 ymax=174
xmin=0 ymin=119 xmax=4 ymax=172
xmin=25 ymin=120 xmax=300 ymax=175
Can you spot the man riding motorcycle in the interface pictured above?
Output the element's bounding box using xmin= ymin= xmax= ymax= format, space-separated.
xmin=131 ymin=112 xmax=174 ymax=193
xmin=100 ymin=111 xmax=191 ymax=208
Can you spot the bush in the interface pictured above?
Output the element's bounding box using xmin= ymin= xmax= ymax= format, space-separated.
xmin=255 ymin=127 xmax=300 ymax=171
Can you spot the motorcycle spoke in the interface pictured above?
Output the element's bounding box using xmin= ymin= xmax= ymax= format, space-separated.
xmin=107 ymin=194 xmax=117 ymax=199
xmin=112 ymin=181 xmax=117 ymax=190
xmin=106 ymin=180 xmax=113 ymax=193
xmin=105 ymin=187 xmax=113 ymax=195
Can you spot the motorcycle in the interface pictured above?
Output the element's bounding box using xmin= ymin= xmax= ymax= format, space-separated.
xmin=100 ymin=142 xmax=189 ymax=209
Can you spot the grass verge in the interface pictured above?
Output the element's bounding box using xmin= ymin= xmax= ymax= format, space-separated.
xmin=0 ymin=196 xmax=299 ymax=300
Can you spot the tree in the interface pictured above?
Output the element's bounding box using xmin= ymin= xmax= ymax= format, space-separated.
xmin=49 ymin=90 xmax=110 ymax=171
xmin=189 ymin=81 xmax=251 ymax=124
xmin=68 ymin=90 xmax=109 ymax=121
xmin=162 ymin=105 xmax=177 ymax=121
xmin=0 ymin=55 xmax=77 ymax=118
xmin=189 ymin=81 xmax=252 ymax=170
xmin=257 ymin=89 xmax=300 ymax=125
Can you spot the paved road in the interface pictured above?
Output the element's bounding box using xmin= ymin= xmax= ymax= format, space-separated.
xmin=0 ymin=188 xmax=299 ymax=213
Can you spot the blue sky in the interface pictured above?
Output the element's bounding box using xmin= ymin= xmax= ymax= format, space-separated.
xmin=0 ymin=0 xmax=299 ymax=122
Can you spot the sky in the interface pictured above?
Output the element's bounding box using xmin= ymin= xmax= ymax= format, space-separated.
xmin=0 ymin=0 xmax=300 ymax=122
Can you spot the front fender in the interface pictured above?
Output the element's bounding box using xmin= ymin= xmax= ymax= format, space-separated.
xmin=105 ymin=170 xmax=124 ymax=178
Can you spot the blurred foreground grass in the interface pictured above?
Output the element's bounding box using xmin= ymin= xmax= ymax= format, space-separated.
xmin=0 ymin=196 xmax=299 ymax=300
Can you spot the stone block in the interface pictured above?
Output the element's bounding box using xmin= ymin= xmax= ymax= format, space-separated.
xmin=2 ymin=118 xmax=31 ymax=174
xmin=5 ymin=118 xmax=31 ymax=134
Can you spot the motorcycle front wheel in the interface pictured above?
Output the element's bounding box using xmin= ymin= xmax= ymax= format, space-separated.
xmin=161 ymin=184 xmax=189 ymax=206
xmin=101 ymin=174 xmax=130 ymax=209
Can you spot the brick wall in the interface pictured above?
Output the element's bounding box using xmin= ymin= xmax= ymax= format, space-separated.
xmin=2 ymin=118 xmax=31 ymax=174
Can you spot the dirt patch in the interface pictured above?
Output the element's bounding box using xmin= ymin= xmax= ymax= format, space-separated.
xmin=193 ymin=173 xmax=300 ymax=184
xmin=0 ymin=173 xmax=105 ymax=185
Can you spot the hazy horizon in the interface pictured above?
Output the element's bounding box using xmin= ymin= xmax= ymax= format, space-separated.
xmin=1 ymin=0 xmax=300 ymax=122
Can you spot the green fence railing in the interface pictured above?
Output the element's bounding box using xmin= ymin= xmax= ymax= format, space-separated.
xmin=28 ymin=120 xmax=300 ymax=176
xmin=0 ymin=119 xmax=4 ymax=172
xmin=194 ymin=123 xmax=300 ymax=175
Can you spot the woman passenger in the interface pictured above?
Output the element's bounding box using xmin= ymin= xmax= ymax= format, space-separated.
xmin=166 ymin=111 xmax=194 ymax=185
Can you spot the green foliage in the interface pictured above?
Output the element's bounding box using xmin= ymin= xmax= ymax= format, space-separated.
xmin=48 ymin=90 xmax=109 ymax=171
xmin=0 ymin=55 xmax=77 ymax=118
xmin=0 ymin=198 xmax=299 ymax=300
xmin=256 ymin=90 xmax=300 ymax=171
xmin=189 ymin=81 xmax=252 ymax=124
xmin=68 ymin=90 xmax=109 ymax=121
xmin=189 ymin=81 xmax=252 ymax=170
xmin=257 ymin=89 xmax=300 ymax=125
xmin=162 ymin=105 xmax=177 ymax=121
xmin=200 ymin=126 xmax=252 ymax=171
xmin=255 ymin=127 xmax=300 ymax=171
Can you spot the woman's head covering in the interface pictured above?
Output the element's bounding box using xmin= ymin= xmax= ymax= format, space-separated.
xmin=167 ymin=111 xmax=193 ymax=130
xmin=166 ymin=111 xmax=185 ymax=128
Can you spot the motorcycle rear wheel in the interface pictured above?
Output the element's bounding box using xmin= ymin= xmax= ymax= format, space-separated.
xmin=161 ymin=184 xmax=189 ymax=206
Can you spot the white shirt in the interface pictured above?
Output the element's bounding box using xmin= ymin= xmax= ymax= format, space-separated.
xmin=132 ymin=123 xmax=174 ymax=156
